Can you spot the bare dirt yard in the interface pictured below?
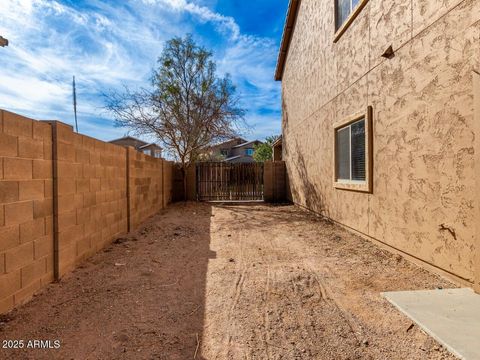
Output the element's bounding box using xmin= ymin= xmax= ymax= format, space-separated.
xmin=0 ymin=202 xmax=456 ymax=359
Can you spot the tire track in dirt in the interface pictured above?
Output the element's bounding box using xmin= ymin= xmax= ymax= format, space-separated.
xmin=0 ymin=203 xmax=457 ymax=360
xmin=220 ymin=210 xmax=251 ymax=360
xmin=262 ymin=265 xmax=272 ymax=360
xmin=290 ymin=269 xmax=321 ymax=349
xmin=230 ymin=266 xmax=248 ymax=314
xmin=254 ymin=222 xmax=324 ymax=358
xmin=303 ymin=260 xmax=366 ymax=344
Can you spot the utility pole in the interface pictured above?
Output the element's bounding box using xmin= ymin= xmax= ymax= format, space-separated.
xmin=0 ymin=36 xmax=9 ymax=47
xmin=72 ymin=76 xmax=79 ymax=133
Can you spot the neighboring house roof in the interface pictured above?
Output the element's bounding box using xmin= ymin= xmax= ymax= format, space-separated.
xmin=202 ymin=138 xmax=262 ymax=161
xmin=232 ymin=140 xmax=262 ymax=149
xmin=109 ymin=135 xmax=148 ymax=146
xmin=138 ymin=143 xmax=162 ymax=150
xmin=109 ymin=136 xmax=162 ymax=152
xmin=210 ymin=137 xmax=247 ymax=150
xmin=275 ymin=0 xmax=301 ymax=81
xmin=272 ymin=136 xmax=283 ymax=148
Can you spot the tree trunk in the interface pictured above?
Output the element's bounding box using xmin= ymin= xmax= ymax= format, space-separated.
xmin=181 ymin=167 xmax=187 ymax=202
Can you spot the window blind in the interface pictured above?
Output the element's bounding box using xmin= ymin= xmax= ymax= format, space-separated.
xmin=350 ymin=119 xmax=366 ymax=181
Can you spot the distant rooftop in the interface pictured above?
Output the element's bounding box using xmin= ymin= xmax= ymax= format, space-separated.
xmin=232 ymin=140 xmax=262 ymax=148
xmin=109 ymin=135 xmax=147 ymax=145
xmin=109 ymin=136 xmax=161 ymax=150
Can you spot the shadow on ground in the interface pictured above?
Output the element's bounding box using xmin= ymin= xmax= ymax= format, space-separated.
xmin=0 ymin=202 xmax=215 ymax=360
xmin=0 ymin=202 xmax=456 ymax=360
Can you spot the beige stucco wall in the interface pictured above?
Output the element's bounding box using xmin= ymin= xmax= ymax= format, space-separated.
xmin=474 ymin=71 xmax=480 ymax=291
xmin=282 ymin=0 xmax=480 ymax=283
xmin=0 ymin=110 xmax=176 ymax=314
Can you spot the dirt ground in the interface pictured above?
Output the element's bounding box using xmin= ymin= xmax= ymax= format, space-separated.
xmin=0 ymin=202 xmax=457 ymax=359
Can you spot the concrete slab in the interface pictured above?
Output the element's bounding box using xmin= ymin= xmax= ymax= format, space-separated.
xmin=382 ymin=288 xmax=480 ymax=360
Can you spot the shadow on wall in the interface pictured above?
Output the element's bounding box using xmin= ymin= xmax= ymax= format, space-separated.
xmin=0 ymin=203 xmax=215 ymax=360
xmin=288 ymin=137 xmax=331 ymax=219
xmin=282 ymin=98 xmax=293 ymax=202
xmin=282 ymin=94 xmax=329 ymax=217
xmin=172 ymin=164 xmax=196 ymax=202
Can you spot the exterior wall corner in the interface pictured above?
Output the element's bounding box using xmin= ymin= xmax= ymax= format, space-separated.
xmin=474 ymin=70 xmax=480 ymax=293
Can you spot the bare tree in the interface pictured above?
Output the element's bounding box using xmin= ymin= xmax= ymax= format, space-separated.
xmin=105 ymin=35 xmax=245 ymax=198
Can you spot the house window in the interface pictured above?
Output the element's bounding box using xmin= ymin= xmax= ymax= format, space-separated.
xmin=220 ymin=149 xmax=228 ymax=156
xmin=333 ymin=107 xmax=372 ymax=192
xmin=245 ymin=148 xmax=254 ymax=156
xmin=154 ymin=150 xmax=162 ymax=158
xmin=336 ymin=0 xmax=359 ymax=30
xmin=334 ymin=0 xmax=369 ymax=41
xmin=336 ymin=119 xmax=365 ymax=181
xmin=143 ymin=149 xmax=151 ymax=156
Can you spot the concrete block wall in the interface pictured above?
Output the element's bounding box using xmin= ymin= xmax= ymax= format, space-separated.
xmin=128 ymin=147 xmax=171 ymax=229
xmin=0 ymin=110 xmax=54 ymax=313
xmin=162 ymin=161 xmax=173 ymax=207
xmin=0 ymin=110 xmax=174 ymax=314
xmin=53 ymin=122 xmax=128 ymax=276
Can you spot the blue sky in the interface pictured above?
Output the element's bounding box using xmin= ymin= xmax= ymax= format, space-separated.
xmin=0 ymin=0 xmax=288 ymax=143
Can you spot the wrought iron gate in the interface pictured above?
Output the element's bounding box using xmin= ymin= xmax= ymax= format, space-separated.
xmin=196 ymin=162 xmax=264 ymax=201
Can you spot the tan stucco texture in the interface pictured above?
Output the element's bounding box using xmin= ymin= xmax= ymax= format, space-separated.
xmin=282 ymin=0 xmax=480 ymax=283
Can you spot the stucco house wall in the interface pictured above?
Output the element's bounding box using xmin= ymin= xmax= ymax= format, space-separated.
xmin=279 ymin=0 xmax=480 ymax=287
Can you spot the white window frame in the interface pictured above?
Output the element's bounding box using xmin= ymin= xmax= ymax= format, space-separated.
xmin=333 ymin=106 xmax=373 ymax=193
xmin=143 ymin=149 xmax=151 ymax=156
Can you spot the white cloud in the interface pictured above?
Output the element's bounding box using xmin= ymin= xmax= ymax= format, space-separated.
xmin=0 ymin=0 xmax=281 ymax=141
